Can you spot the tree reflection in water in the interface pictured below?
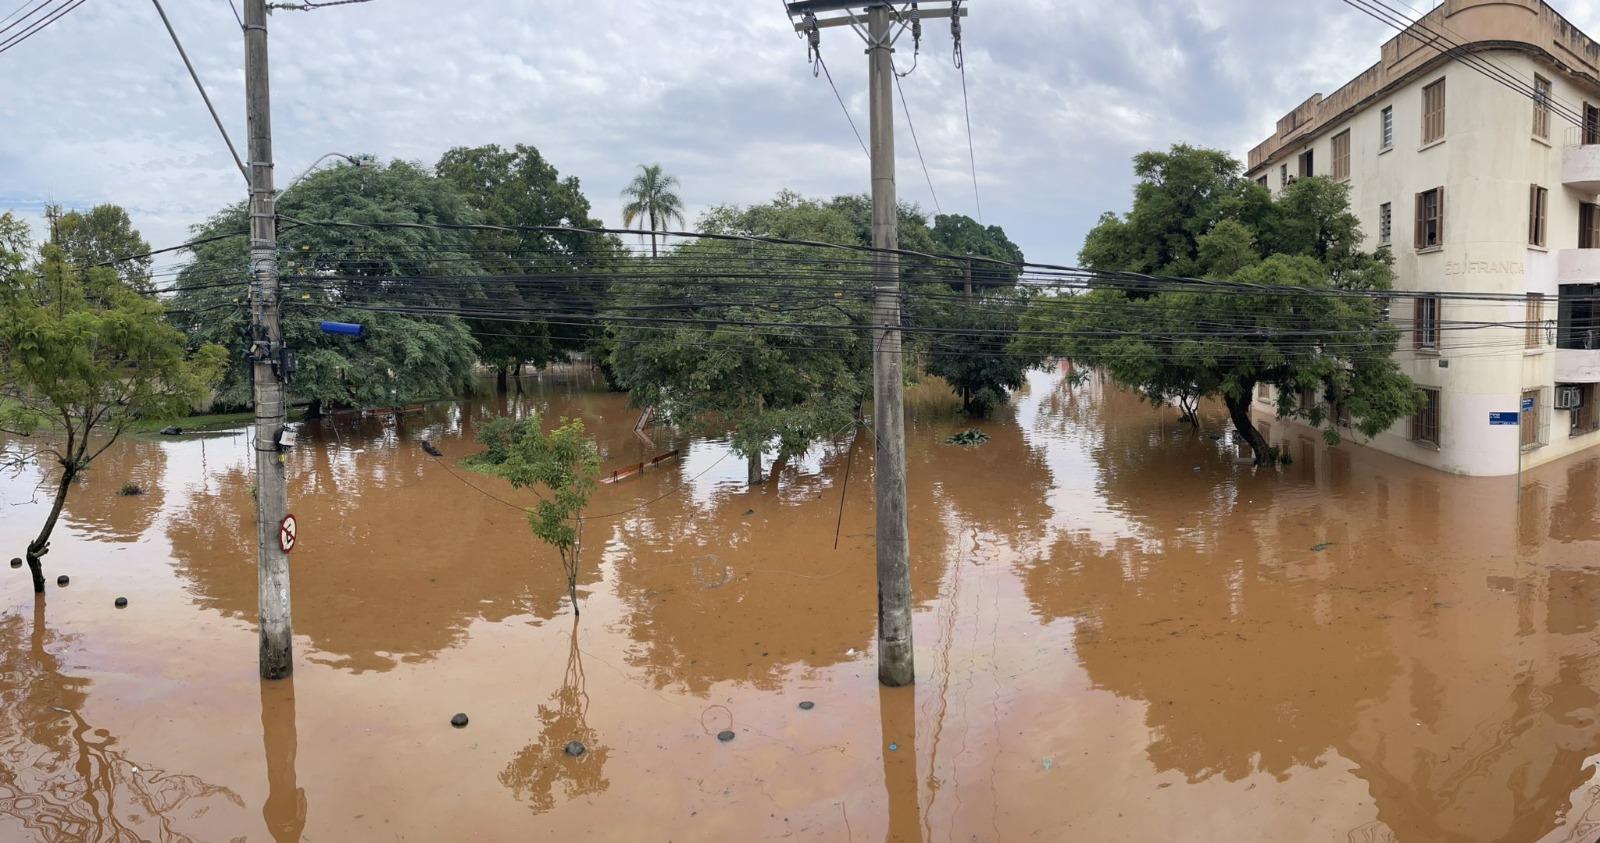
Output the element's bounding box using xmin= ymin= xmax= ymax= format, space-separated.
xmin=500 ymin=620 xmax=609 ymax=813
xmin=0 ymin=604 xmax=243 ymax=841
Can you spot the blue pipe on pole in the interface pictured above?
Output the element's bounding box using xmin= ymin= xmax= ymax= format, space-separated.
xmin=319 ymin=320 xmax=364 ymax=338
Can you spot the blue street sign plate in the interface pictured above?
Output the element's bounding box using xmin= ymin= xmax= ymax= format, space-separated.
xmin=1521 ymin=397 xmax=1535 ymax=413
xmin=1490 ymin=412 xmax=1519 ymax=426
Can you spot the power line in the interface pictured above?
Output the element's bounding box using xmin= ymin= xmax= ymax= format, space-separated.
xmin=1339 ymin=0 xmax=1587 ymax=131
xmin=892 ymin=57 xmax=941 ymax=215
xmin=952 ymin=1 xmax=982 ymax=222
xmin=817 ymin=54 xmax=870 ymax=159
xmin=0 ymin=0 xmax=85 ymax=56
xmin=149 ymin=0 xmax=250 ymax=183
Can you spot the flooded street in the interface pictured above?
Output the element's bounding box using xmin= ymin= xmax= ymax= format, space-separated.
xmin=2 ymin=366 xmax=1599 ymax=842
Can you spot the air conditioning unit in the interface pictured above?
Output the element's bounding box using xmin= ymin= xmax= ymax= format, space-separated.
xmin=1555 ymin=386 xmax=1583 ymax=410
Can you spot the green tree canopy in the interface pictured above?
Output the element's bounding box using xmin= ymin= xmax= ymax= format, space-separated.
xmin=1015 ymin=145 xmax=1419 ymax=462
xmin=437 ymin=144 xmax=622 ymax=382
xmin=1 ymin=216 xmax=225 ymax=592
xmin=46 ymin=203 xmax=153 ymax=293
xmin=171 ymin=160 xmax=483 ymax=414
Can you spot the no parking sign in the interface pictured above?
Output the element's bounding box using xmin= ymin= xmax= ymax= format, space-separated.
xmin=279 ymin=514 xmax=298 ymax=554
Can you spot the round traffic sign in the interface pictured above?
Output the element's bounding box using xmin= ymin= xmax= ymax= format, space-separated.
xmin=279 ymin=514 xmax=298 ymax=553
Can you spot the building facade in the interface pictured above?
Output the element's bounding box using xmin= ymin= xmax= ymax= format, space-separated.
xmin=1245 ymin=0 xmax=1600 ymax=475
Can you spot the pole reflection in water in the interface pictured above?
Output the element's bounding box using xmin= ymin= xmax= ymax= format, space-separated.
xmin=260 ymin=678 xmax=306 ymax=843
xmin=879 ymin=684 xmax=922 ymax=843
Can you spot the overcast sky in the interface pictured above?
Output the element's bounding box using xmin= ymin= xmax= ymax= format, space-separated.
xmin=4 ymin=0 xmax=1600 ymax=266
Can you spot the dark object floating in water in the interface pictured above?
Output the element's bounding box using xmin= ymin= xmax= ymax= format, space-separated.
xmin=947 ymin=429 xmax=990 ymax=447
xmin=1311 ymin=542 xmax=1333 ymax=552
xmin=451 ymin=713 xmax=468 ymax=728
xmin=421 ymin=440 xmax=444 ymax=458
xmin=160 ymin=426 xmax=182 ymax=436
xmin=9 ymin=558 xmax=20 ymax=569
xmin=717 ymin=730 xmax=736 ymax=742
xmin=57 ymin=575 xmax=69 ymax=587
xmin=115 ymin=597 xmax=128 ymax=608
xmin=798 ymin=701 xmax=815 ymax=711
xmin=564 ymin=740 xmax=586 ymax=757
xmin=118 ymin=483 xmax=143 ymax=497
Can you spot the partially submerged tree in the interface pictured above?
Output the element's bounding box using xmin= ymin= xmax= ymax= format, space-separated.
xmin=437 ymin=144 xmax=622 ymax=388
xmin=472 ymin=416 xmax=600 ymax=615
xmin=922 ymin=214 xmax=1041 ymax=417
xmin=605 ymin=192 xmax=869 ymax=484
xmin=1014 ymin=145 xmax=1420 ymax=463
xmin=0 ymin=219 xmax=225 ymax=592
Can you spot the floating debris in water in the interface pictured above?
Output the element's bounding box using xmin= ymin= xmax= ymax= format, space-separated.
xmin=564 ymin=741 xmax=586 ymax=757
xmin=946 ymin=429 xmax=990 ymax=447
xmin=798 ymin=701 xmax=815 ymax=711
xmin=888 ymin=742 xmax=899 ymax=752
xmin=1043 ymin=757 xmax=1054 ymax=770
xmin=9 ymin=558 xmax=19 ymax=569
xmin=717 ymin=730 xmax=736 ymax=743
xmin=56 ymin=575 xmax=69 ymax=587
xmin=118 ymin=483 xmax=144 ymax=497
xmin=114 ymin=597 xmax=128 ymax=609
xmin=451 ymin=713 xmax=469 ymax=728
xmin=1311 ymin=542 xmax=1333 ymax=552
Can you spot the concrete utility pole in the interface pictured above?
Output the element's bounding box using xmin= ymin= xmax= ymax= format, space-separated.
xmin=788 ymin=0 xmax=970 ymax=688
xmin=245 ymin=0 xmax=293 ymax=680
xmin=866 ymin=3 xmax=913 ymax=688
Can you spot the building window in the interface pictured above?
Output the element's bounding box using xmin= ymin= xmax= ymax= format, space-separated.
xmin=1332 ymin=130 xmax=1351 ymax=180
xmin=1256 ymin=174 xmax=1268 ymax=188
xmin=1379 ymin=202 xmax=1392 ymax=245
xmin=1381 ymin=105 xmax=1394 ymax=150
xmin=1534 ymin=75 xmax=1552 ymax=139
xmin=1298 ymin=149 xmax=1314 ymax=178
xmin=1422 ymin=78 xmax=1446 ymax=144
xmin=1587 ymin=103 xmax=1600 ymax=145
xmin=1412 ymin=388 xmax=1440 ymax=447
xmin=1257 ymin=383 xmax=1271 ymax=402
xmin=1415 ymin=187 xmax=1444 ymax=249
xmin=1280 ymin=162 xmax=1288 ymax=187
xmin=1529 ymin=185 xmax=1548 ymax=247
xmin=1527 ymin=292 xmax=1545 ymax=348
xmin=1414 ymin=294 xmax=1440 ymax=349
xmin=1582 ymin=203 xmax=1600 ymax=249
xmin=1559 ymin=284 xmax=1600 ymax=350
xmin=1522 ymin=389 xmax=1546 ymax=450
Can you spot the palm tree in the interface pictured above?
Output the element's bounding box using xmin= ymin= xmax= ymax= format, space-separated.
xmin=620 ymin=164 xmax=685 ymax=258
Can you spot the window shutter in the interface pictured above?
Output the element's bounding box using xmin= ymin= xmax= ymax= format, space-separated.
xmin=1530 ymin=185 xmax=1538 ymax=245
xmin=1413 ymin=297 xmax=1423 ymax=349
xmin=1414 ymin=193 xmax=1424 ymax=249
xmin=1437 ymin=186 xmax=1445 ymax=245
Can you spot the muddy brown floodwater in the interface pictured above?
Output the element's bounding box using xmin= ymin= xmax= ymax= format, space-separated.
xmin=2 ymin=366 xmax=1599 ymax=841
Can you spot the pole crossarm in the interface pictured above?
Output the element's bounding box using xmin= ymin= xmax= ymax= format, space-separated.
xmin=792 ymin=6 xmax=964 ymax=33
xmin=789 ymin=1 xmax=965 ymax=35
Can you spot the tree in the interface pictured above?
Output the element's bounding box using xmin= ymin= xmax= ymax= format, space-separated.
xmin=0 ymin=222 xmax=226 ymax=593
xmin=437 ymin=144 xmax=622 ymax=388
xmin=1014 ymin=145 xmax=1420 ymax=464
xmin=620 ymin=164 xmax=685 ymax=258
xmin=472 ymin=415 xmax=600 ymax=615
xmin=45 ymin=204 xmax=153 ymax=293
xmin=605 ymin=192 xmax=870 ymax=484
xmin=923 ymin=214 xmax=1041 ymax=417
xmin=171 ymin=160 xmax=481 ymax=415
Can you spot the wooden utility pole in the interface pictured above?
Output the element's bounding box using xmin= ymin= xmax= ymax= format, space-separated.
xmin=245 ymin=0 xmax=293 ymax=680
xmin=788 ymin=0 xmax=969 ymax=687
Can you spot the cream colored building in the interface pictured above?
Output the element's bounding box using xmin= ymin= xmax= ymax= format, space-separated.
xmin=1245 ymin=0 xmax=1600 ymax=475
